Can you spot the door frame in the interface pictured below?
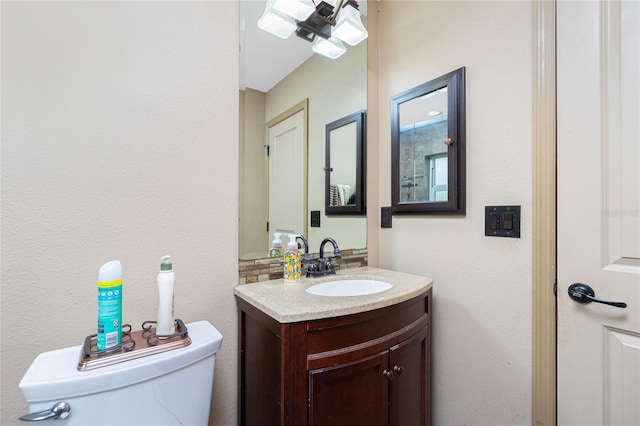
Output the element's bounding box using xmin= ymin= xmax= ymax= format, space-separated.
xmin=265 ymin=99 xmax=309 ymax=245
xmin=532 ymin=0 xmax=556 ymax=424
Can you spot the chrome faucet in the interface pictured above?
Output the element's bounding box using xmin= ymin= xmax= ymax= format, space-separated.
xmin=306 ymin=238 xmax=341 ymax=278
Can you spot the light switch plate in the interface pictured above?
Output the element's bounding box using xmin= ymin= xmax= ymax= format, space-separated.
xmin=484 ymin=205 xmax=521 ymax=238
xmin=381 ymin=207 xmax=392 ymax=228
xmin=310 ymin=210 xmax=321 ymax=227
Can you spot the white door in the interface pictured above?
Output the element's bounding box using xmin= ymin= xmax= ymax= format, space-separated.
xmin=557 ymin=1 xmax=640 ymax=425
xmin=267 ymin=109 xmax=306 ymax=242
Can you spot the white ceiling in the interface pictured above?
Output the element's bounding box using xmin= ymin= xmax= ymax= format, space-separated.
xmin=239 ymin=0 xmax=367 ymax=93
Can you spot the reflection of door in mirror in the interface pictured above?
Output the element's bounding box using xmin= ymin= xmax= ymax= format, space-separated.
xmin=329 ymin=122 xmax=357 ymax=206
xmin=398 ymin=91 xmax=448 ymax=203
xmin=268 ymin=108 xmax=307 ymax=246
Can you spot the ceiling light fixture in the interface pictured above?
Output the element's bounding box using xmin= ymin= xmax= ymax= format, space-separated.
xmin=258 ymin=0 xmax=368 ymax=59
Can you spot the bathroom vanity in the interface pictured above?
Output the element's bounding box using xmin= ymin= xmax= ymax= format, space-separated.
xmin=234 ymin=267 xmax=433 ymax=426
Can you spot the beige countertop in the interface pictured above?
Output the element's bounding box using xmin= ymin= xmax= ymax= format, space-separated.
xmin=234 ymin=266 xmax=433 ymax=323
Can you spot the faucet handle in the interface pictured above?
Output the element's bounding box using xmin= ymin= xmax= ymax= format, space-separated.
xmin=303 ymin=257 xmax=317 ymax=270
xmin=305 ymin=260 xmax=318 ymax=277
xmin=326 ymin=258 xmax=334 ymax=270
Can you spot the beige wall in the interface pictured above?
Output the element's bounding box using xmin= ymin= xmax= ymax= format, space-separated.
xmin=1 ymin=2 xmax=238 ymax=425
xmin=239 ymin=88 xmax=267 ymax=256
xmin=373 ymin=1 xmax=533 ymax=424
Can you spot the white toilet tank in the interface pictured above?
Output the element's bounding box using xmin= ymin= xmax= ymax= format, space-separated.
xmin=19 ymin=320 xmax=223 ymax=425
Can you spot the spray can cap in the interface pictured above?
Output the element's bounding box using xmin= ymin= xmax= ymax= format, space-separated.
xmin=98 ymin=260 xmax=123 ymax=283
xmin=160 ymin=255 xmax=172 ymax=271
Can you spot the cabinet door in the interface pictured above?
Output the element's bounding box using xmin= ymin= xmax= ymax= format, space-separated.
xmin=309 ymin=351 xmax=389 ymax=426
xmin=389 ymin=328 xmax=429 ymax=426
xmin=239 ymin=309 xmax=283 ymax=426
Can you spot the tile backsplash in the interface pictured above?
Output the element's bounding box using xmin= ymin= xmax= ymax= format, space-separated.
xmin=238 ymin=248 xmax=368 ymax=285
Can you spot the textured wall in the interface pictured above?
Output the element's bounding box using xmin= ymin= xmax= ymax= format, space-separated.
xmin=1 ymin=2 xmax=238 ymax=425
xmin=374 ymin=1 xmax=533 ymax=424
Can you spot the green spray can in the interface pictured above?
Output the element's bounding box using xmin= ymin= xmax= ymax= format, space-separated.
xmin=97 ymin=260 xmax=123 ymax=351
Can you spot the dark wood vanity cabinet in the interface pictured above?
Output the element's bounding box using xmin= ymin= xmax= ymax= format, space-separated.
xmin=237 ymin=289 xmax=432 ymax=426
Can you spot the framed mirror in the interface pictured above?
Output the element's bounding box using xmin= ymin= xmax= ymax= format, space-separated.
xmin=391 ymin=67 xmax=466 ymax=215
xmin=325 ymin=110 xmax=366 ymax=215
xmin=239 ymin=0 xmax=368 ymax=259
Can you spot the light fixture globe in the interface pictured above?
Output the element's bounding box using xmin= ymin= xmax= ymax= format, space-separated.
xmin=272 ymin=0 xmax=315 ymax=21
xmin=332 ymin=1 xmax=368 ymax=46
xmin=257 ymin=0 xmax=297 ymax=39
xmin=312 ymin=36 xmax=347 ymax=59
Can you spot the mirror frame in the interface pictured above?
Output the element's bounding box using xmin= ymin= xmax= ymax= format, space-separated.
xmin=391 ymin=67 xmax=466 ymax=215
xmin=325 ymin=110 xmax=367 ymax=215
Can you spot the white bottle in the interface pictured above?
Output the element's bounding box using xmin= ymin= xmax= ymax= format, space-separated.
xmin=270 ymin=232 xmax=283 ymax=257
xmin=156 ymin=255 xmax=175 ymax=336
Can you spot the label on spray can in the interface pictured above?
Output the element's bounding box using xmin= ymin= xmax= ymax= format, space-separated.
xmin=97 ymin=278 xmax=122 ymax=350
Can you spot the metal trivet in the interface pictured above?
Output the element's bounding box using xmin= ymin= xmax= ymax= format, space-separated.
xmin=77 ymin=319 xmax=190 ymax=371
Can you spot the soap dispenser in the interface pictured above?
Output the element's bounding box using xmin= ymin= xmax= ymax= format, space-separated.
xmin=156 ymin=255 xmax=175 ymax=336
xmin=284 ymin=234 xmax=301 ymax=282
xmin=270 ymin=232 xmax=283 ymax=257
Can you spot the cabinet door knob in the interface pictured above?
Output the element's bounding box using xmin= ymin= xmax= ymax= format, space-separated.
xmin=393 ymin=365 xmax=404 ymax=375
xmin=383 ymin=369 xmax=394 ymax=380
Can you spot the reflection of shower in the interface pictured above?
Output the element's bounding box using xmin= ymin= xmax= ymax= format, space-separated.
xmin=401 ymin=177 xmax=418 ymax=201
xmin=400 ymin=117 xmax=448 ymax=204
xmin=400 ymin=126 xmax=419 ymax=202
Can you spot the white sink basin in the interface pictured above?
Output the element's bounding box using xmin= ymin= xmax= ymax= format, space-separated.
xmin=305 ymin=279 xmax=392 ymax=297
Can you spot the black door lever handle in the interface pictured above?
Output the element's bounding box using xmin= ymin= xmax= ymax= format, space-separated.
xmin=568 ymin=283 xmax=627 ymax=308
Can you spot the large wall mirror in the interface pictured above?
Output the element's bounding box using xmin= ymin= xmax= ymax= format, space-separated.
xmin=391 ymin=67 xmax=466 ymax=215
xmin=239 ymin=1 xmax=367 ymax=259
xmin=325 ymin=110 xmax=366 ymax=215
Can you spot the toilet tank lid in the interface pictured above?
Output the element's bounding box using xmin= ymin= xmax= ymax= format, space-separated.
xmin=19 ymin=320 xmax=223 ymax=403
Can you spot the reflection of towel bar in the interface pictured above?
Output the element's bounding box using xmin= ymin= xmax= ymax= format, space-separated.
xmin=330 ymin=183 xmax=351 ymax=206
xmin=330 ymin=184 xmax=339 ymax=206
